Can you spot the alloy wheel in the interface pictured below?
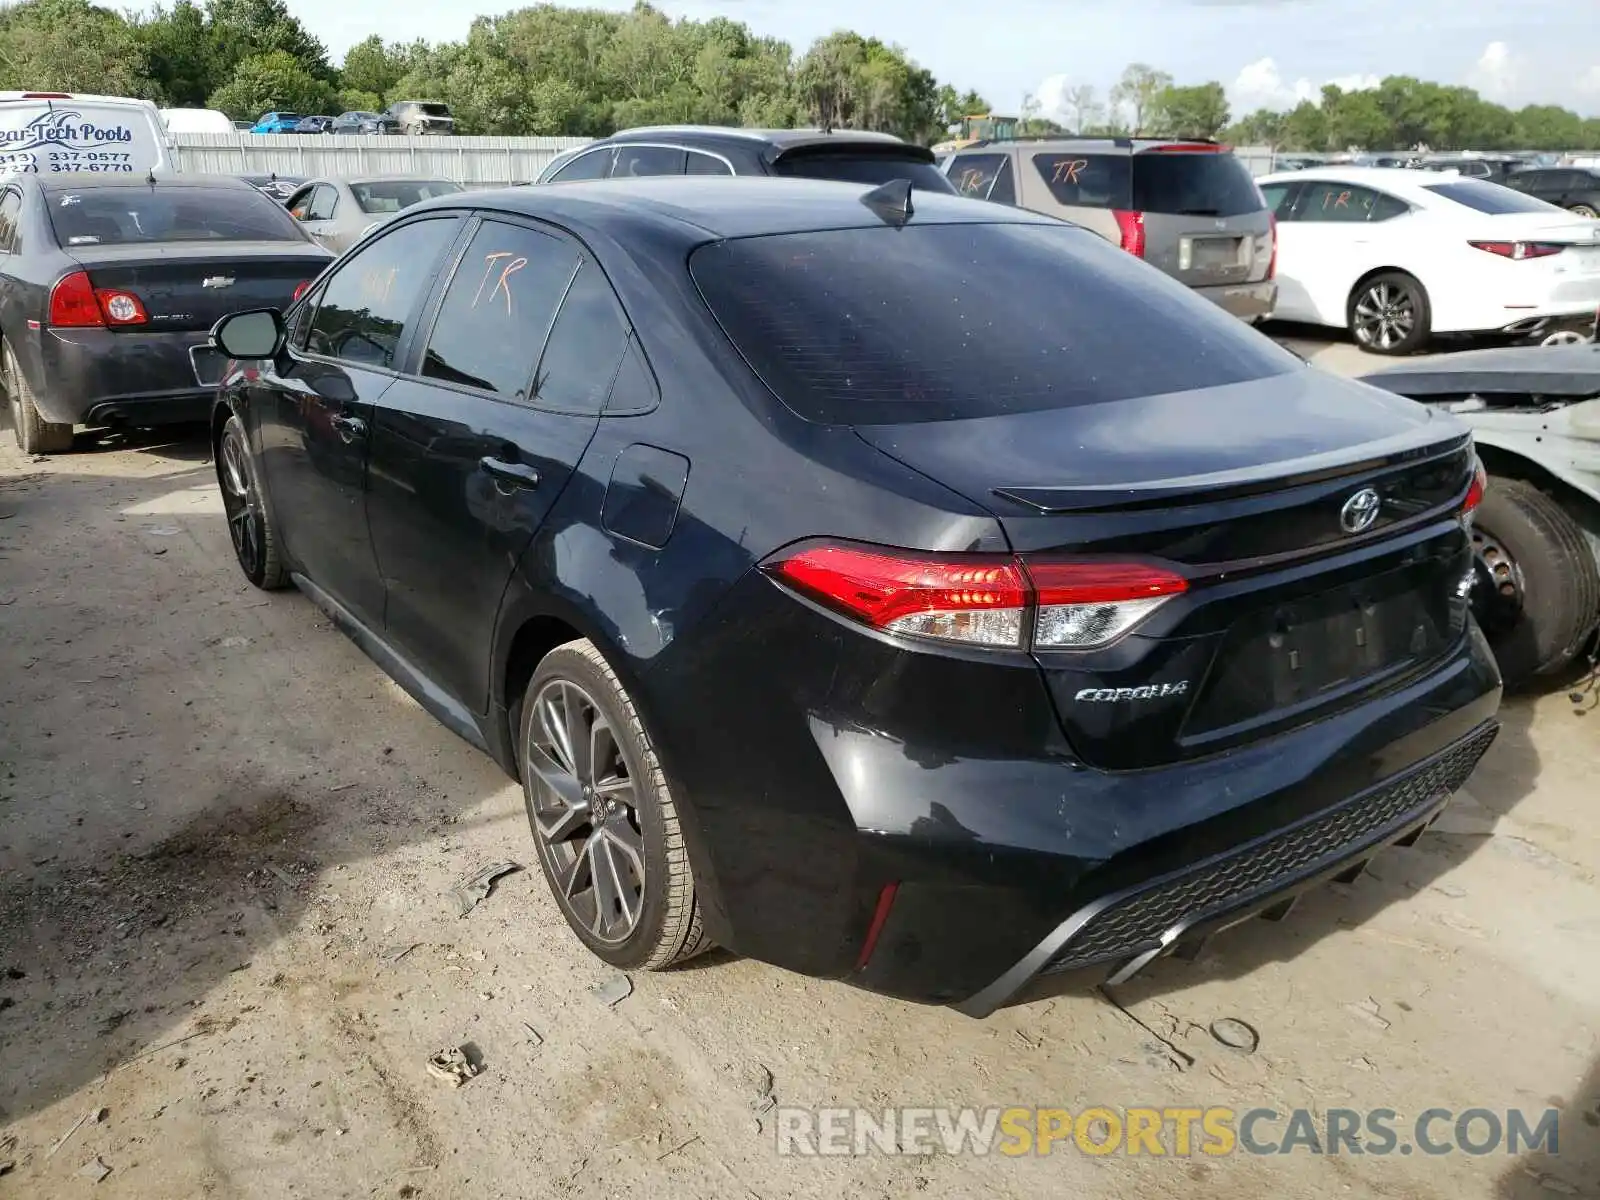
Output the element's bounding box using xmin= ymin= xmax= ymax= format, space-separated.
xmin=219 ymin=428 xmax=264 ymax=576
xmin=525 ymin=678 xmax=647 ymax=945
xmin=1470 ymin=524 xmax=1526 ymax=635
xmin=1353 ymin=282 xmax=1416 ymax=350
xmin=1541 ymin=329 xmax=1591 ymax=346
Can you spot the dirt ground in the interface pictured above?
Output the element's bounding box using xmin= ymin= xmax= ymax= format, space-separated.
xmin=2 ymin=361 xmax=1599 ymax=1198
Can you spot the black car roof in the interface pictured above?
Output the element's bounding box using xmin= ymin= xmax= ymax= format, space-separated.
xmin=413 ymin=175 xmax=1057 ymax=241
xmin=38 ymin=173 xmax=256 ymax=193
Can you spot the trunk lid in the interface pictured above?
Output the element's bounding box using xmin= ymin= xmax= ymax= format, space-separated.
xmin=69 ymin=242 xmax=331 ymax=333
xmin=854 ymin=370 xmax=1478 ymax=769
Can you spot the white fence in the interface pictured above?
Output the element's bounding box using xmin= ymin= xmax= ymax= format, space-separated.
xmin=169 ymin=134 xmax=593 ymax=185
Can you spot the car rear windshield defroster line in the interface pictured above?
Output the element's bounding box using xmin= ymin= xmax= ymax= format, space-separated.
xmin=690 ymin=222 xmax=1300 ymax=424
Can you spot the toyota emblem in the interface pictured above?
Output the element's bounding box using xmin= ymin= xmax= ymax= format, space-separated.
xmin=1340 ymin=488 xmax=1382 ymax=534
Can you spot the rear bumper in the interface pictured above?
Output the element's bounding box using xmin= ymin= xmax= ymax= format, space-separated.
xmin=1192 ymin=279 xmax=1277 ymax=321
xmin=34 ymin=328 xmax=218 ymax=426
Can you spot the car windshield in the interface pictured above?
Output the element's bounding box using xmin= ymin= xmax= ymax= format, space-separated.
xmin=1421 ymin=180 xmax=1565 ymax=215
xmin=47 ymin=187 xmax=304 ymax=245
xmin=272 ymin=114 xmax=301 ymax=123
xmin=351 ymin=179 xmax=464 ymax=214
xmin=690 ymin=222 xmax=1299 ymax=424
xmin=771 ymin=153 xmax=956 ymax=193
xmin=1131 ymin=151 xmax=1263 ymax=217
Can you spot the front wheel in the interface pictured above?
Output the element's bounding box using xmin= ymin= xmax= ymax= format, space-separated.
xmin=519 ymin=639 xmax=710 ymax=971
xmin=1568 ymin=203 xmax=1598 ymax=219
xmin=1471 ymin=477 xmax=1600 ymax=688
xmin=1349 ymin=271 xmax=1432 ymax=355
xmin=217 ymin=415 xmax=287 ymax=589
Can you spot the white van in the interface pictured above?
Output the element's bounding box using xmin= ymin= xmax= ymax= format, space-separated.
xmin=0 ymin=92 xmax=173 ymax=179
xmin=159 ymin=107 xmax=234 ymax=135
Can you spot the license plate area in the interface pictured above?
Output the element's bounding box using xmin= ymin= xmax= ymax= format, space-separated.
xmin=189 ymin=344 xmax=225 ymax=386
xmin=1180 ymin=235 xmax=1244 ymax=273
xmin=1183 ymin=569 xmax=1459 ymax=738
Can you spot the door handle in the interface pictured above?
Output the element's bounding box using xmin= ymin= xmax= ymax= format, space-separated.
xmin=480 ymin=456 xmax=540 ymax=490
xmin=330 ymin=415 xmax=366 ymax=443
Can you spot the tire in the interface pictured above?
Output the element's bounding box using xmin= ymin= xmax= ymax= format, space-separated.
xmin=3 ymin=339 xmax=73 ymax=454
xmin=1569 ymin=203 xmax=1598 ymax=219
xmin=519 ymin=638 xmax=710 ymax=971
xmin=1348 ymin=271 xmax=1432 ymax=356
xmin=216 ymin=414 xmax=287 ymax=589
xmin=1471 ymin=477 xmax=1600 ymax=688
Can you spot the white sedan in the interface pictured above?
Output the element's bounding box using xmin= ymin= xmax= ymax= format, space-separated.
xmin=1256 ymin=166 xmax=1600 ymax=354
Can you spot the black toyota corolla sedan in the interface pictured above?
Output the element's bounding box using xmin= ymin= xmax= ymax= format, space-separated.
xmin=0 ymin=174 xmax=331 ymax=452
xmin=208 ymin=176 xmax=1502 ymax=1016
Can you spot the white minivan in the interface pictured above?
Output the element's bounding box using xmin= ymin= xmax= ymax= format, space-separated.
xmin=0 ymin=91 xmax=174 ymax=179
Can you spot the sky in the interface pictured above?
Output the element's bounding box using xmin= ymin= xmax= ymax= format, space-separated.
xmin=296 ymin=0 xmax=1600 ymax=120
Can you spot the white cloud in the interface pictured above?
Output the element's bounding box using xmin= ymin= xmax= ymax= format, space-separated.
xmin=1469 ymin=41 xmax=1522 ymax=100
xmin=1229 ymin=57 xmax=1376 ymax=112
xmin=1579 ymin=64 xmax=1600 ymax=95
xmin=1035 ymin=73 xmax=1073 ymax=122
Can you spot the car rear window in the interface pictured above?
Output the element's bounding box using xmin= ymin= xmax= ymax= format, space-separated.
xmin=417 ymin=104 xmax=450 ymax=117
xmin=47 ymin=186 xmax=304 ymax=245
xmin=1421 ymin=180 xmax=1564 ymax=215
xmin=690 ymin=222 xmax=1299 ymax=424
xmin=1131 ymin=151 xmax=1263 ymax=217
xmin=771 ymin=152 xmax=955 ymax=193
xmin=352 ymin=179 xmax=463 ymax=214
xmin=1033 ymin=153 xmax=1131 ymax=208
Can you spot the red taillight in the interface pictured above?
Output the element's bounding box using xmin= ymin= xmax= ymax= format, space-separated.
xmin=292 ymin=280 xmax=312 ymax=302
xmin=1267 ymin=213 xmax=1278 ymax=281
xmin=1464 ymin=457 xmax=1487 ymax=517
xmin=21 ymin=92 xmax=72 ymax=99
xmin=1468 ymin=240 xmax=1564 ymax=261
xmin=48 ymin=270 xmax=103 ymax=327
xmin=1146 ymin=143 xmax=1226 ymax=153
xmin=767 ymin=543 xmax=1188 ymax=651
xmin=1112 ymin=209 xmax=1146 ymax=258
xmin=95 ymin=288 xmax=147 ymax=325
xmin=48 ymin=271 xmax=148 ymax=327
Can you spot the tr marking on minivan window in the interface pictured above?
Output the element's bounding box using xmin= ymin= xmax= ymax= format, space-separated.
xmin=1075 ymin=682 xmax=1191 ymax=703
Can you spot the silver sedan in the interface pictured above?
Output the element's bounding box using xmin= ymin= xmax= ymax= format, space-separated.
xmin=284 ymin=177 xmax=465 ymax=252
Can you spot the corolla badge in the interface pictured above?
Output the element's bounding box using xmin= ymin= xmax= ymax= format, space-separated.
xmin=1340 ymin=487 xmax=1382 ymax=534
xmin=1075 ymin=681 xmax=1190 ymax=703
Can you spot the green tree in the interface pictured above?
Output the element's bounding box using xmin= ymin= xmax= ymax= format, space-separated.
xmin=0 ymin=0 xmax=156 ymax=98
xmin=133 ymin=1 xmax=218 ymax=106
xmin=208 ymin=48 xmax=337 ymax=119
xmin=1149 ymin=81 xmax=1228 ymax=138
xmin=205 ymin=0 xmax=329 ymax=80
xmin=1280 ymin=99 xmax=1328 ymax=151
xmin=1222 ymin=107 xmax=1286 ymax=146
xmin=1321 ymin=85 xmax=1390 ymax=150
xmin=339 ymin=34 xmax=411 ymax=107
xmin=1110 ymin=62 xmax=1171 ymax=133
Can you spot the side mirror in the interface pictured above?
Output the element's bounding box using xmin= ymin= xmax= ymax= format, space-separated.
xmin=212 ymin=308 xmax=286 ymax=360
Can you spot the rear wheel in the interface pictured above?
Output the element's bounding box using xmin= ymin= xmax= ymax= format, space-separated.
xmin=1471 ymin=477 xmax=1600 ymax=687
xmin=1569 ymin=203 xmax=1598 ymax=218
xmin=1348 ymin=271 xmax=1432 ymax=356
xmin=519 ymin=639 xmax=709 ymax=971
xmin=3 ymin=340 xmax=73 ymax=454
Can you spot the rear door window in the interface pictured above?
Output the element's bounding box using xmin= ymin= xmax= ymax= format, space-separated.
xmin=1131 ymin=151 xmax=1263 ymax=217
xmin=532 ymin=261 xmax=631 ymax=414
xmin=1031 ymin=153 xmax=1131 ymax=209
xmin=1258 ymin=181 xmax=1297 ymax=217
xmin=420 ymin=220 xmax=579 ymax=399
xmin=613 ymin=145 xmax=687 ymax=178
xmin=685 ymin=150 xmax=733 ymax=176
xmin=948 ymin=154 xmax=1006 ymax=198
xmin=690 ymin=222 xmax=1299 ymax=425
xmin=987 ymin=158 xmax=1016 ymax=205
xmin=0 ymin=189 xmax=20 ymax=252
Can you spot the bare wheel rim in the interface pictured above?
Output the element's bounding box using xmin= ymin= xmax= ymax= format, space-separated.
xmin=1572 ymin=205 xmax=1597 ymax=218
xmin=526 ymin=678 xmax=646 ymax=945
xmin=219 ymin=429 xmax=263 ymax=575
xmin=1471 ymin=525 xmax=1526 ymax=635
xmin=1353 ymin=281 xmax=1417 ymax=349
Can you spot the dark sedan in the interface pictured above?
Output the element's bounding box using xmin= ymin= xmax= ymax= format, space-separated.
xmin=330 ymin=111 xmax=397 ymax=136
xmin=208 ymin=177 xmax=1501 ymax=1015
xmin=0 ymin=174 xmax=332 ymax=452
